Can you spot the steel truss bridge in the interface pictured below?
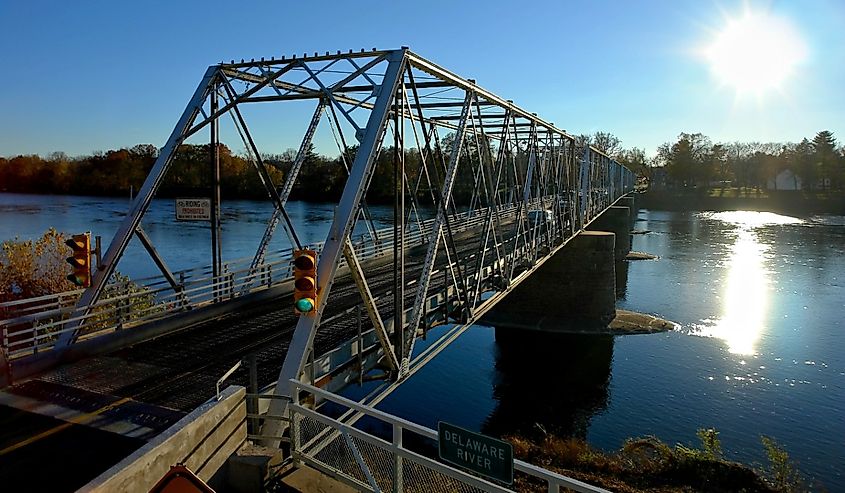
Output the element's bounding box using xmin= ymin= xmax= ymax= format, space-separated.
xmin=0 ymin=47 xmax=633 ymax=486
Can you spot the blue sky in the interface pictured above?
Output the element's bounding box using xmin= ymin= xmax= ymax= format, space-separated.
xmin=1 ymin=0 xmax=843 ymax=158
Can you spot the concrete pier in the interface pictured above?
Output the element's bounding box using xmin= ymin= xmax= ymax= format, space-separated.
xmin=481 ymin=230 xmax=616 ymax=332
xmin=617 ymin=195 xmax=637 ymax=225
xmin=588 ymin=206 xmax=630 ymax=260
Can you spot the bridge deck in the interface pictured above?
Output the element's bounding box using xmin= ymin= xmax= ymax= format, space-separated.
xmin=26 ymin=219 xmax=503 ymax=411
xmin=0 ymin=217 xmax=514 ymax=491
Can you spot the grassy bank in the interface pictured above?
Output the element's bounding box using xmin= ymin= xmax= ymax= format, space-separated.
xmin=639 ymin=189 xmax=845 ymax=215
xmin=506 ymin=429 xmax=810 ymax=492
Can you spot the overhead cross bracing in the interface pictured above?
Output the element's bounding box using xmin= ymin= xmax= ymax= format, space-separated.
xmin=30 ymin=48 xmax=633 ymax=441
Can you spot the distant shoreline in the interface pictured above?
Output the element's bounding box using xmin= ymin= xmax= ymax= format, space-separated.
xmin=639 ymin=190 xmax=845 ymax=215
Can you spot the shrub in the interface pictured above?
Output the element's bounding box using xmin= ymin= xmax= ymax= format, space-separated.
xmin=1 ymin=229 xmax=160 ymax=342
xmin=0 ymin=228 xmax=69 ymax=302
xmin=697 ymin=427 xmax=723 ymax=460
xmin=761 ymin=436 xmax=805 ymax=492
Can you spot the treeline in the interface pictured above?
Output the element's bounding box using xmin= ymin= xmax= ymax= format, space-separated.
xmin=0 ymin=131 xmax=644 ymax=205
xmin=652 ymin=130 xmax=845 ymax=191
xmin=0 ymin=135 xmax=534 ymax=205
xmin=3 ymin=129 xmax=840 ymax=202
xmin=0 ymin=144 xmax=281 ymax=200
xmin=575 ymin=131 xmax=651 ymax=178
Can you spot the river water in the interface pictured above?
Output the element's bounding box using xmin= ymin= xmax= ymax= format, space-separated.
xmin=1 ymin=193 xmax=843 ymax=488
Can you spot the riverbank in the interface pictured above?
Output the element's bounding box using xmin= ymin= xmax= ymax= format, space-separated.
xmin=506 ymin=432 xmax=805 ymax=492
xmin=638 ymin=190 xmax=845 ymax=215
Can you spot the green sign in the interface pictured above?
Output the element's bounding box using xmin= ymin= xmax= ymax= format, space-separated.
xmin=437 ymin=421 xmax=513 ymax=484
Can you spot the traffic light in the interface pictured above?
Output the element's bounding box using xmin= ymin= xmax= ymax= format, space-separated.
xmin=293 ymin=249 xmax=317 ymax=314
xmin=65 ymin=233 xmax=91 ymax=288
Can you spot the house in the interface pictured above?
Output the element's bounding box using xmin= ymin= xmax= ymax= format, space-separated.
xmin=767 ymin=169 xmax=802 ymax=191
xmin=817 ymin=177 xmax=832 ymax=190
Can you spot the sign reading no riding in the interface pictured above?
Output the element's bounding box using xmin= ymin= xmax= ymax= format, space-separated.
xmin=438 ymin=421 xmax=514 ymax=484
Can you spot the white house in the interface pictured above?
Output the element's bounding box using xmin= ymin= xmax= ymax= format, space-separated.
xmin=767 ymin=169 xmax=802 ymax=191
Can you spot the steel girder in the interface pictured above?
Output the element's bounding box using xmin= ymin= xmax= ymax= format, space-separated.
xmin=54 ymin=67 xmax=220 ymax=349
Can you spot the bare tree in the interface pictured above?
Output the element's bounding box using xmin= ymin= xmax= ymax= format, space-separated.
xmin=592 ymin=131 xmax=622 ymax=157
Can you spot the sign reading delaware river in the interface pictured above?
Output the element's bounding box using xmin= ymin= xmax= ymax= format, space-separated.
xmin=438 ymin=421 xmax=513 ymax=484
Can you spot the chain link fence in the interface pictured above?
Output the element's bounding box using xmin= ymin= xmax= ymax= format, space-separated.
xmin=286 ymin=380 xmax=610 ymax=493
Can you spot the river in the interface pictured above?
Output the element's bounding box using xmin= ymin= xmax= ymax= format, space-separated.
xmin=1 ymin=192 xmax=843 ymax=488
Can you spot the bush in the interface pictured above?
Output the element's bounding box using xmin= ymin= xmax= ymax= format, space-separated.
xmin=1 ymin=229 xmax=160 ymax=342
xmin=0 ymin=228 xmax=69 ymax=302
xmin=86 ymin=272 xmax=162 ymax=333
xmin=697 ymin=428 xmax=723 ymax=460
xmin=506 ymin=428 xmax=791 ymax=492
xmin=761 ymin=436 xmax=805 ymax=492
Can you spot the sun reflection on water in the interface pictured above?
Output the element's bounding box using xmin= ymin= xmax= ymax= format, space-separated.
xmin=691 ymin=211 xmax=803 ymax=355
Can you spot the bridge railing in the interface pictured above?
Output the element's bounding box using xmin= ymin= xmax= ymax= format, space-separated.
xmin=286 ymin=380 xmax=609 ymax=493
xmin=0 ymin=179 xmax=633 ymax=360
xmin=0 ymin=202 xmax=525 ymax=359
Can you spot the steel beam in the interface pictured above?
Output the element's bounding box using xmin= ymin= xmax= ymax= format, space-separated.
xmin=186 ymin=63 xmax=301 ymax=139
xmin=335 ymin=80 xmax=453 ymax=93
xmin=222 ymin=49 xmax=393 ymax=70
xmin=55 ymin=66 xmax=219 ymax=349
xmin=403 ymin=91 xmax=473 ymax=369
xmin=210 ymin=84 xmax=222 ymax=296
xmin=219 ymin=79 xmax=302 ymax=250
xmin=407 ymin=51 xmax=575 ymax=142
xmin=263 ymin=49 xmax=407 ymax=443
xmin=246 ymin=100 xmax=325 ymax=282
xmin=134 ymin=226 xmax=183 ymax=298
xmin=342 ymin=240 xmax=398 ymax=371
xmin=431 ymin=113 xmax=508 ymax=121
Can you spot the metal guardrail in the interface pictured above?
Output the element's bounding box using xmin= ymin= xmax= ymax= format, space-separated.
xmin=0 ymin=203 xmax=522 ymax=359
xmin=0 ymin=182 xmax=626 ymax=360
xmin=286 ymin=380 xmax=611 ymax=493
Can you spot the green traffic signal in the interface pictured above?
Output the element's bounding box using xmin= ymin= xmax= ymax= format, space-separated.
xmin=293 ymin=249 xmax=318 ymax=315
xmin=67 ymin=274 xmax=87 ymax=287
xmin=295 ymin=298 xmax=315 ymax=313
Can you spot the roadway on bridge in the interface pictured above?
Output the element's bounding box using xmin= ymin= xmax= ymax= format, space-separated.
xmin=0 ymin=215 xmax=520 ymax=490
xmin=0 ymin=402 xmax=146 ymax=490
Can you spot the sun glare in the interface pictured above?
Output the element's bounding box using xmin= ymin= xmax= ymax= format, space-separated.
xmin=704 ymin=10 xmax=806 ymax=96
xmin=690 ymin=211 xmax=801 ymax=355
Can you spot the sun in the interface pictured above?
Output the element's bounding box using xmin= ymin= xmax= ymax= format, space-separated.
xmin=704 ymin=10 xmax=806 ymax=96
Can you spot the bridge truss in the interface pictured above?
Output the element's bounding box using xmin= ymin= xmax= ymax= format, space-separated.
xmin=31 ymin=48 xmax=632 ymax=423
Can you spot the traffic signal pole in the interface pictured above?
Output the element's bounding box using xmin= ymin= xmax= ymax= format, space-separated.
xmin=210 ymin=82 xmax=223 ymax=301
xmin=392 ymin=87 xmax=405 ymax=373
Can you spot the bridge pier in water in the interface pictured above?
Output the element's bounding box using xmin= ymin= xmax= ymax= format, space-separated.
xmin=482 ymin=230 xmax=617 ymax=333
xmin=617 ymin=195 xmax=637 ymax=225
xmin=588 ymin=205 xmax=631 ymax=260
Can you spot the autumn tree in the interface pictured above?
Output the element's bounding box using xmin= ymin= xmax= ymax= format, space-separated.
xmin=709 ymin=144 xmax=729 ymax=186
xmin=616 ymin=147 xmax=649 ymax=178
xmin=0 ymin=228 xmax=69 ymax=302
